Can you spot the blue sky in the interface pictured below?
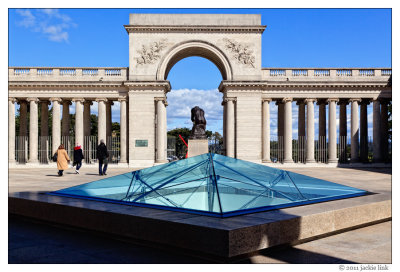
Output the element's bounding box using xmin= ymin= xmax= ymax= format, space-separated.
xmin=9 ymin=8 xmax=392 ymax=137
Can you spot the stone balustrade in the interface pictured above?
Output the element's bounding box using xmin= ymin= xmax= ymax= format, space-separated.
xmin=10 ymin=67 xmax=392 ymax=83
xmin=9 ymin=67 xmax=128 ymax=82
xmin=262 ymin=68 xmax=391 ymax=81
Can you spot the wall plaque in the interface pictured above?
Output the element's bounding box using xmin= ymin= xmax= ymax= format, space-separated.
xmin=135 ymin=140 xmax=148 ymax=147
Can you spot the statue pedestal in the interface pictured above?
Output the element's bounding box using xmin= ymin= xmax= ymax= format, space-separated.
xmin=188 ymin=139 xmax=209 ymax=158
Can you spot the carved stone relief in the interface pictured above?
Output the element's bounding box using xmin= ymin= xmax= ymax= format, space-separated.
xmin=136 ymin=39 xmax=168 ymax=65
xmin=223 ymin=38 xmax=255 ymax=68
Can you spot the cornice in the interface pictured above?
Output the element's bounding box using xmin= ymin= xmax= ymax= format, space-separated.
xmin=124 ymin=25 xmax=266 ymax=34
xmin=124 ymin=81 xmax=171 ymax=92
xmin=218 ymin=81 xmax=390 ymax=92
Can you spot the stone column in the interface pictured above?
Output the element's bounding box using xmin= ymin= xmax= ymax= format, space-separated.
xmin=350 ymin=98 xmax=361 ymax=163
xmin=318 ymin=99 xmax=327 ymax=138
xmin=306 ymin=98 xmax=316 ymax=163
xmin=156 ymin=98 xmax=167 ymax=163
xmin=283 ymin=98 xmax=293 ymax=163
xmin=106 ymin=101 xmax=113 ymax=138
xmin=164 ymin=101 xmax=168 ymax=159
xmin=360 ymin=99 xmax=370 ymax=163
xmin=62 ymin=100 xmax=71 ymax=136
xmin=380 ymin=100 xmax=389 ymax=162
xmin=328 ymin=98 xmax=339 ymax=163
xmin=262 ymin=99 xmax=271 ymax=162
xmin=373 ymin=99 xmax=381 ymax=162
xmin=9 ymin=98 xmax=16 ymax=164
xmin=27 ymin=98 xmax=39 ymax=163
xmin=83 ymin=101 xmax=92 ymax=137
xmin=96 ymin=98 xmax=107 ymax=144
xmin=222 ymin=101 xmax=227 ymax=155
xmin=118 ymin=97 xmax=127 ymax=163
xmin=50 ymin=98 xmax=62 ymax=153
xmin=73 ymin=98 xmax=85 ymax=147
xmin=297 ymin=100 xmax=306 ymax=138
xmin=225 ymin=98 xmax=235 ymax=158
xmin=19 ymin=100 xmax=28 ymax=136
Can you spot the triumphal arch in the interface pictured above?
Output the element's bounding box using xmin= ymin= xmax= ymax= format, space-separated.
xmin=8 ymin=13 xmax=392 ymax=167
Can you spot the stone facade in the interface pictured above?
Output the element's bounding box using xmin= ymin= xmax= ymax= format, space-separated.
xmin=8 ymin=13 xmax=392 ymax=167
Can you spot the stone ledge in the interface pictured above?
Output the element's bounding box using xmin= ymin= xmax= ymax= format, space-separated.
xmin=8 ymin=190 xmax=391 ymax=258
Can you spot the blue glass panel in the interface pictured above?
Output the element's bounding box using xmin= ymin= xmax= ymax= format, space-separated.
xmin=49 ymin=153 xmax=367 ymax=217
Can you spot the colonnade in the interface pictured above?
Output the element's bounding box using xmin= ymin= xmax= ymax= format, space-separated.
xmin=8 ymin=97 xmax=128 ymax=164
xmin=223 ymin=97 xmax=390 ymax=164
xmin=8 ymin=95 xmax=391 ymax=166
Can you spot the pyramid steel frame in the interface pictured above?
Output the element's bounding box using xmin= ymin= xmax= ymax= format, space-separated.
xmin=49 ymin=153 xmax=368 ymax=218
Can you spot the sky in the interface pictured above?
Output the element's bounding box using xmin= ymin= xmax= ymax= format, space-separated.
xmin=8 ymin=8 xmax=392 ymax=138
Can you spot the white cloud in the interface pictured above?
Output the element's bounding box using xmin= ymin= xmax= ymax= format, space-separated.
xmin=167 ymin=88 xmax=223 ymax=120
xmin=15 ymin=9 xmax=76 ymax=43
xmin=16 ymin=9 xmax=35 ymax=27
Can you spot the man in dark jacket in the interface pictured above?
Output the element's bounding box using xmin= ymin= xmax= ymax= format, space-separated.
xmin=97 ymin=139 xmax=109 ymax=175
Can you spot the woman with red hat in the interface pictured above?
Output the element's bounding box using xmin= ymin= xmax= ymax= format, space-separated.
xmin=73 ymin=143 xmax=84 ymax=174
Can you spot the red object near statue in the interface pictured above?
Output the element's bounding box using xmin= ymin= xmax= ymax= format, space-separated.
xmin=178 ymin=134 xmax=188 ymax=158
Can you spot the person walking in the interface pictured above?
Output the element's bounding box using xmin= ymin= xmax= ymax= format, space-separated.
xmin=73 ymin=143 xmax=84 ymax=174
xmin=97 ymin=139 xmax=109 ymax=176
xmin=56 ymin=144 xmax=70 ymax=176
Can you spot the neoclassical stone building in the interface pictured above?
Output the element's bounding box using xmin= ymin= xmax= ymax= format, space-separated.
xmin=8 ymin=13 xmax=392 ymax=168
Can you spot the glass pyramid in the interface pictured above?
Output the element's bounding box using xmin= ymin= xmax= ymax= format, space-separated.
xmin=49 ymin=153 xmax=367 ymax=217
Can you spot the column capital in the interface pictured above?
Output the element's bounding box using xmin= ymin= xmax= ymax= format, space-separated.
xmin=84 ymin=100 xmax=93 ymax=106
xmin=327 ymin=98 xmax=339 ymax=103
xmin=262 ymin=98 xmax=272 ymax=103
xmin=349 ymin=98 xmax=362 ymax=103
xmin=282 ymin=97 xmax=293 ymax=103
xmin=337 ymin=99 xmax=349 ymax=105
xmin=72 ymin=98 xmax=85 ymax=103
xmin=305 ymin=98 xmax=316 ymax=103
xmin=49 ymin=97 xmax=62 ymax=103
xmin=118 ymin=97 xmax=127 ymax=103
xmin=316 ymin=99 xmax=328 ymax=105
xmin=224 ymin=97 xmax=236 ymax=103
xmin=95 ymin=98 xmax=108 ymax=103
xmin=26 ymin=97 xmax=39 ymax=103
xmin=8 ymin=97 xmax=17 ymax=103
xmin=295 ymin=99 xmax=305 ymax=105
xmin=107 ymin=100 xmax=114 ymax=106
xmin=155 ymin=97 xmax=167 ymax=105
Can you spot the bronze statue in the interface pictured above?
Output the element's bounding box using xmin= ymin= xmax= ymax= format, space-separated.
xmin=190 ymin=106 xmax=207 ymax=139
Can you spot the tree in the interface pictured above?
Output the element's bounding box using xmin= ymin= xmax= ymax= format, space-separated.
xmin=167 ymin=128 xmax=191 ymax=157
xmin=90 ymin=114 xmax=98 ymax=136
xmin=112 ymin=122 xmax=120 ymax=137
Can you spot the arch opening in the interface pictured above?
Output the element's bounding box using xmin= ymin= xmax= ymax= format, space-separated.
xmin=165 ymin=56 xmax=225 ymax=160
xmin=157 ymin=41 xmax=233 ymax=81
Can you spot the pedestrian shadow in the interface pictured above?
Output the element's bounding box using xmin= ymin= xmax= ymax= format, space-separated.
xmin=45 ymin=175 xmax=59 ymax=177
xmin=85 ymin=173 xmax=101 ymax=176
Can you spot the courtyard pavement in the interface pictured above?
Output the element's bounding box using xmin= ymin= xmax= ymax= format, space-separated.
xmin=8 ymin=165 xmax=392 ymax=264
